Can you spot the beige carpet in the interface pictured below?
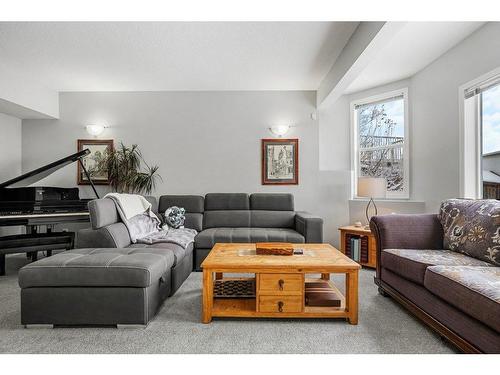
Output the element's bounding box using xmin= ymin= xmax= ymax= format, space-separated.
xmin=0 ymin=253 xmax=455 ymax=353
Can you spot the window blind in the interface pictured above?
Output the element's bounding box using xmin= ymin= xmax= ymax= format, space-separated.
xmin=464 ymin=75 xmax=500 ymax=99
xmin=354 ymin=94 xmax=404 ymax=110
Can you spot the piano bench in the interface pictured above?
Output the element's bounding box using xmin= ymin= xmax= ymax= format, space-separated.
xmin=0 ymin=232 xmax=74 ymax=276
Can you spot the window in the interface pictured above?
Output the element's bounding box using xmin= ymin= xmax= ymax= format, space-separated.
xmin=351 ymin=89 xmax=409 ymax=199
xmin=461 ymin=72 xmax=500 ymax=199
xmin=481 ymin=82 xmax=500 ymax=199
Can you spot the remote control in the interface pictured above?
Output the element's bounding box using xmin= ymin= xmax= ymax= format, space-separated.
xmin=293 ymin=248 xmax=304 ymax=255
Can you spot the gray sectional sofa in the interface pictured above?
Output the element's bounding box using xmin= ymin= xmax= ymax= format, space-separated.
xmin=17 ymin=193 xmax=322 ymax=327
xmin=77 ymin=192 xmax=322 ymax=271
xmin=76 ymin=196 xmax=194 ymax=293
xmin=159 ymin=193 xmax=323 ymax=270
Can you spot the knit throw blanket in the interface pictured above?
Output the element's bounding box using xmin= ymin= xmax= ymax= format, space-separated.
xmin=137 ymin=226 xmax=198 ymax=248
xmin=105 ymin=193 xmax=196 ymax=249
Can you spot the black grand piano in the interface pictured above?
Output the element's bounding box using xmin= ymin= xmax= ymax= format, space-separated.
xmin=0 ymin=149 xmax=99 ymax=275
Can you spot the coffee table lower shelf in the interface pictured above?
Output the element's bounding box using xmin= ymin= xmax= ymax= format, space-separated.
xmin=209 ymin=277 xmax=350 ymax=320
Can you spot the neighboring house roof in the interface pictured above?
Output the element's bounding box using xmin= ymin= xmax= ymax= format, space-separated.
xmin=483 ymin=150 xmax=500 ymax=157
xmin=483 ymin=170 xmax=500 ymax=184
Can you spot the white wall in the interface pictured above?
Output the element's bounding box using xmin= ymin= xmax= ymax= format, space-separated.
xmin=0 ymin=112 xmax=22 ymax=235
xmin=0 ymin=63 xmax=59 ymax=119
xmin=318 ymin=78 xmax=424 ymax=236
xmin=317 ymin=22 xmax=385 ymax=104
xmin=411 ymin=22 xmax=500 ymax=211
xmin=316 ymin=95 xmax=351 ymax=245
xmin=0 ymin=112 xmax=22 ymax=182
xmin=22 ymin=90 xmax=321 ymax=222
xmin=318 ymin=22 xmax=500 ymax=236
xmin=18 ymin=22 xmax=500 ymax=248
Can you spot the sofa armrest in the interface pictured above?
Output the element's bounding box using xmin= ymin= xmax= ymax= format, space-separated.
xmin=370 ymin=214 xmax=443 ymax=283
xmin=76 ymin=228 xmax=115 ymax=248
xmin=370 ymin=214 xmax=444 ymax=252
xmin=75 ymin=223 xmax=131 ymax=249
xmin=295 ymin=212 xmax=323 ymax=243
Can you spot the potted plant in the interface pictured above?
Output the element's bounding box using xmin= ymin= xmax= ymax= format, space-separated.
xmin=91 ymin=142 xmax=162 ymax=195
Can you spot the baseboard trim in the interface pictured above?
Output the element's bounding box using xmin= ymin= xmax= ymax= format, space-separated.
xmin=24 ymin=324 xmax=54 ymax=329
xmin=116 ymin=324 xmax=147 ymax=329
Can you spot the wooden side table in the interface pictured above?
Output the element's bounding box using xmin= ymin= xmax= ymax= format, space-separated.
xmin=339 ymin=226 xmax=377 ymax=268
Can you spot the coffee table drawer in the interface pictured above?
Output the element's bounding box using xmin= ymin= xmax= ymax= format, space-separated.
xmin=258 ymin=273 xmax=303 ymax=294
xmin=258 ymin=295 xmax=303 ymax=313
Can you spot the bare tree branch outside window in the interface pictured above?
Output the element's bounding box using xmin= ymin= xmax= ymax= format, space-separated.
xmin=357 ymin=99 xmax=404 ymax=192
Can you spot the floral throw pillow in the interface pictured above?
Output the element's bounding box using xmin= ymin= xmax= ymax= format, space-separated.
xmin=438 ymin=199 xmax=500 ymax=266
xmin=164 ymin=206 xmax=186 ymax=229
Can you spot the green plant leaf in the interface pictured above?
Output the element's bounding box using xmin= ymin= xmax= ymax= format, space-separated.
xmin=90 ymin=142 xmax=162 ymax=195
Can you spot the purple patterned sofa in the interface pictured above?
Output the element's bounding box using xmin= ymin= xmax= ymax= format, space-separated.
xmin=370 ymin=199 xmax=500 ymax=353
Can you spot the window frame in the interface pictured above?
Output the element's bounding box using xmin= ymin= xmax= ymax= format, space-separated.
xmin=460 ymin=67 xmax=500 ymax=199
xmin=350 ymin=88 xmax=410 ymax=200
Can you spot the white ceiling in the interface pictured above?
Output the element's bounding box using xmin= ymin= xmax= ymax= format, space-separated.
xmin=345 ymin=22 xmax=485 ymax=94
xmin=0 ymin=22 xmax=359 ymax=92
xmin=0 ymin=98 xmax=52 ymax=119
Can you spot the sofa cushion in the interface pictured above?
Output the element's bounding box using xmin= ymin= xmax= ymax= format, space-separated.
xmin=205 ymin=193 xmax=249 ymax=210
xmin=195 ymin=228 xmax=305 ymax=248
xmin=204 ymin=210 xmax=296 ymax=229
xmin=18 ymin=248 xmax=175 ymax=288
xmin=439 ymin=199 xmax=500 ymax=266
xmin=424 ymin=265 xmax=500 ymax=332
xmin=159 ymin=195 xmax=204 ymax=231
xmin=203 ymin=210 xmax=251 ymax=229
xmin=143 ymin=196 xmax=159 ymax=215
xmin=181 ymin=213 xmax=203 ymax=232
xmin=382 ymin=249 xmax=493 ymax=285
xmin=250 ymin=193 xmax=294 ymax=211
xmin=250 ymin=210 xmax=295 ymax=228
xmin=103 ymin=222 xmax=132 ymax=248
xmin=88 ymin=198 xmax=120 ymax=229
xmin=128 ymin=242 xmax=194 ymax=266
xmin=159 ymin=195 xmax=204 ymax=213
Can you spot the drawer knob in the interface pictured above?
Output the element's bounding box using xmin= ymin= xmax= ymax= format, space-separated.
xmin=278 ymin=279 xmax=285 ymax=290
xmin=278 ymin=301 xmax=284 ymax=312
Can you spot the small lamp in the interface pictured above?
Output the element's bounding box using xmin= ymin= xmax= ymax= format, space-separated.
xmin=357 ymin=177 xmax=386 ymax=228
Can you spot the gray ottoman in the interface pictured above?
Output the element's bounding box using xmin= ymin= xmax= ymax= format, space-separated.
xmin=18 ymin=248 xmax=175 ymax=327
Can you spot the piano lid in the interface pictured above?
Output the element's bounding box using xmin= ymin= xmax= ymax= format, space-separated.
xmin=0 ymin=149 xmax=90 ymax=188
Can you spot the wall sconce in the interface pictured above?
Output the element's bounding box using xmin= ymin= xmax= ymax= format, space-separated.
xmin=85 ymin=124 xmax=106 ymax=137
xmin=269 ymin=125 xmax=292 ymax=137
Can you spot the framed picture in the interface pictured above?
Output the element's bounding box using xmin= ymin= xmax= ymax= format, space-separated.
xmin=261 ymin=138 xmax=298 ymax=185
xmin=77 ymin=139 xmax=114 ymax=185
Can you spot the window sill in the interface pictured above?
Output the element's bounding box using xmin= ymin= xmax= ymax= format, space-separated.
xmin=349 ymin=198 xmax=425 ymax=204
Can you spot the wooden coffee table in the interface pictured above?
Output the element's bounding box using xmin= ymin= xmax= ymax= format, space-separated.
xmin=201 ymin=243 xmax=361 ymax=324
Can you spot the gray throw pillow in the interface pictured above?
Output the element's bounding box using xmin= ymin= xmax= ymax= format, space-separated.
xmin=164 ymin=206 xmax=186 ymax=229
xmin=438 ymin=199 xmax=500 ymax=266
